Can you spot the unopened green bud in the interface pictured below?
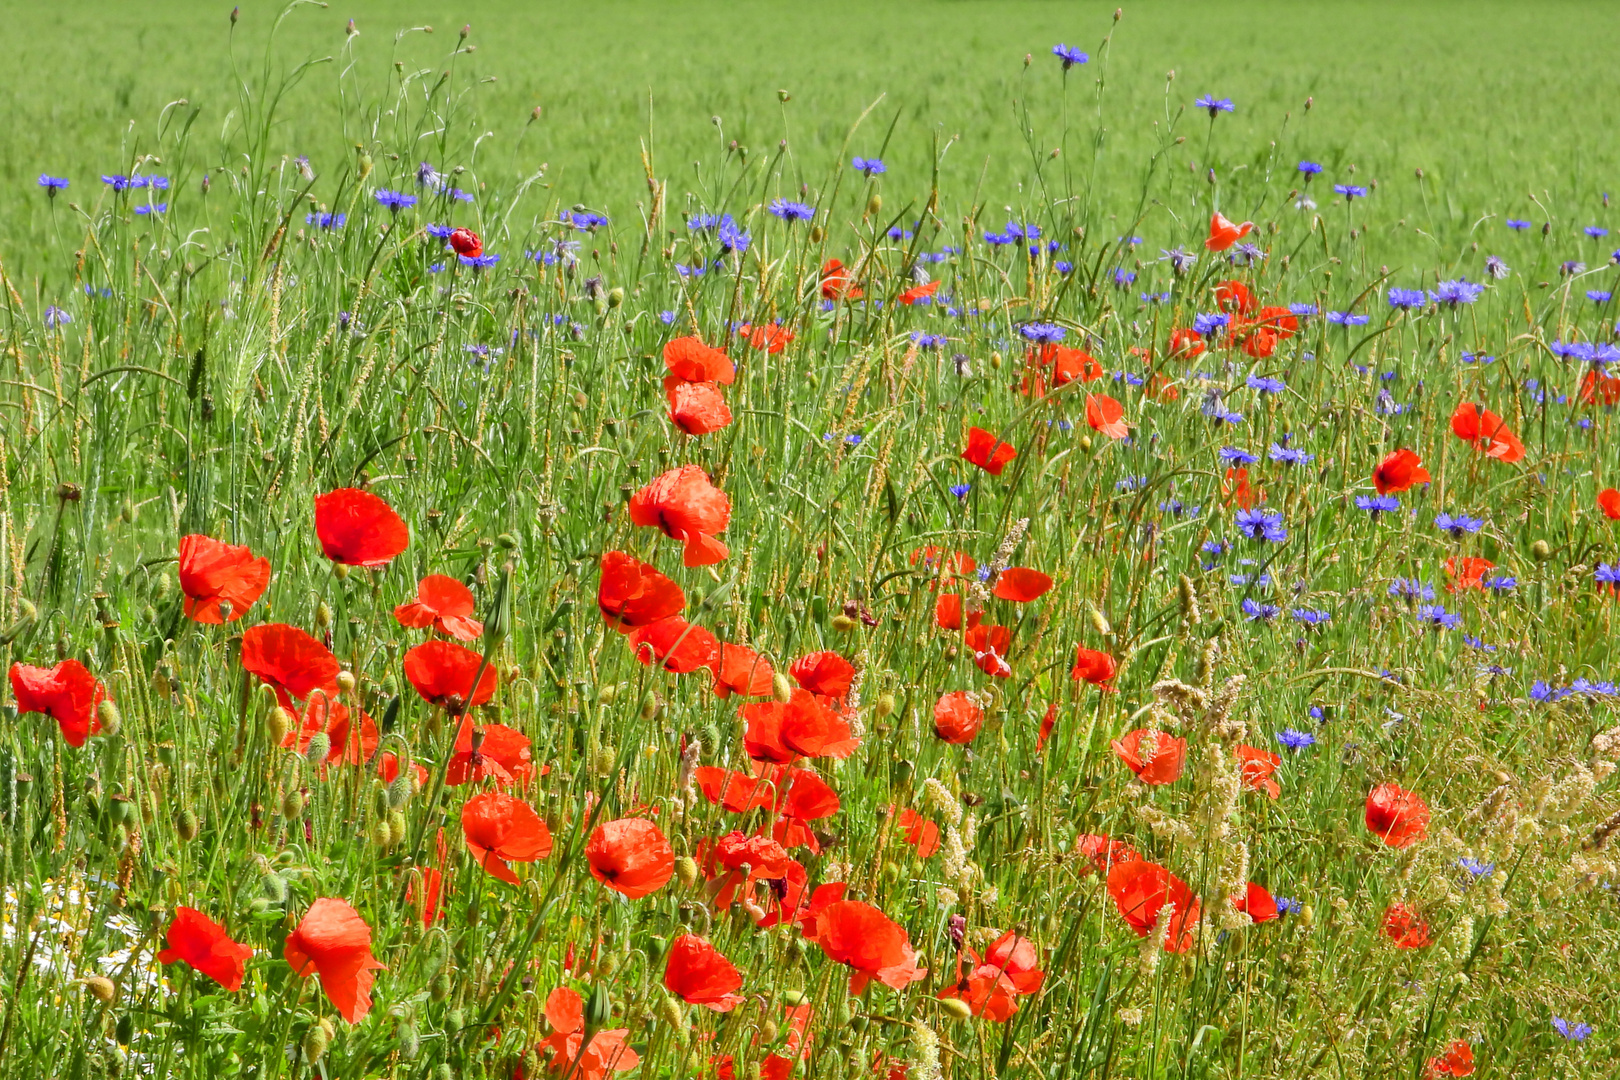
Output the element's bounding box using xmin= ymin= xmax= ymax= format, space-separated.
xmin=875 ymin=693 xmax=896 ymax=718
xmin=304 ymin=733 xmax=331 ymax=766
xmin=388 ymin=810 xmax=407 ymax=846
xmin=639 ymin=690 xmax=659 ymax=720
xmin=939 ymin=997 xmax=972 ymax=1021
xmin=301 ymin=1018 xmax=335 ymax=1063
xmin=281 ymin=790 xmax=305 ymax=819
xmin=675 ymin=855 xmax=699 ymax=889
xmin=1531 ymin=539 xmax=1553 ymax=562
xmin=772 ymin=673 xmax=794 ymax=703
xmin=175 ymin=809 xmax=200 ymax=842
xmin=97 ymin=699 xmax=122 ymax=738
xmin=315 ymin=601 xmax=333 ymax=629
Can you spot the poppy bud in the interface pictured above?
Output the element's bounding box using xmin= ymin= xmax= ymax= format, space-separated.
xmin=1530 ymin=539 xmax=1552 ymax=562
xmin=675 ymin=855 xmax=699 ymax=888
xmin=586 ymin=983 xmax=613 ymax=1031
xmin=1080 ymin=435 xmax=1093 ymax=453
xmin=371 ymin=818 xmax=393 ymax=847
xmin=281 ymin=790 xmax=305 ymax=819
xmin=388 ymin=772 xmax=414 ymax=809
xmin=315 ymin=601 xmax=332 ymax=629
xmin=302 ymin=1018 xmax=335 ymax=1064
xmin=304 ymin=733 xmax=330 ymax=766
xmin=484 ymin=561 xmax=514 ymax=649
xmin=84 ymin=975 xmax=117 ymax=1004
xmin=98 ymin=699 xmax=122 ymax=738
xmin=357 ymin=153 xmax=373 ymax=182
xmin=831 ymin=614 xmax=857 ymax=633
xmin=658 ymin=993 xmax=686 ymax=1030
xmin=876 ymin=692 xmax=896 ymax=718
xmin=1298 ymin=904 xmax=1315 ymax=929
xmin=809 ymin=225 xmax=824 ymax=243
xmin=115 ymin=1013 xmax=134 ymax=1045
xmin=336 ymin=670 xmax=357 ymax=694
xmin=1088 ymin=602 xmax=1112 ymax=636
xmin=771 ymin=673 xmax=794 ymax=703
xmin=0 ymin=598 xmax=37 ymax=645
xmin=267 ymin=706 xmax=294 ymax=747
xmin=592 ymin=743 xmax=617 ymax=777
xmin=262 ymin=872 xmax=288 ymax=902
xmin=939 ymin=997 xmax=972 ymax=1021
xmin=176 ymin=809 xmax=199 ymax=842
xmin=867 ymin=193 xmax=883 ymax=216
xmin=640 ymin=690 xmax=660 ymax=720
xmin=608 ymin=287 xmax=625 ymax=308
xmin=762 ymin=1019 xmax=780 ymax=1043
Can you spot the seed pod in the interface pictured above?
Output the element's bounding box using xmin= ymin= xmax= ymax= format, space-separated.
xmin=831 ymin=614 xmax=857 ymax=633
xmin=84 ymin=975 xmax=117 ymax=1004
xmin=336 ymin=670 xmax=357 ymax=694
xmin=176 ymin=809 xmax=200 ymax=842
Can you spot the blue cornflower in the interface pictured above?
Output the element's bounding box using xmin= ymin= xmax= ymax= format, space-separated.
xmin=375 ymin=189 xmax=417 ymax=211
xmin=1140 ymin=290 xmax=1170 ymax=303
xmin=101 ymin=174 xmax=134 ymax=191
xmin=1056 ymin=260 xmax=1076 ymax=274
xmin=949 ymin=483 xmax=972 ymax=499
xmin=1161 ymin=247 xmax=1195 ymax=274
xmin=1288 ymin=302 xmax=1317 ymax=317
xmin=845 ymin=434 xmax=864 ymax=446
xmin=566 ymin=210 xmax=610 ymax=231
xmin=1431 ymin=279 xmax=1484 ymax=305
xmin=1274 ymin=897 xmax=1302 ymax=915
xmin=1202 ymin=540 xmax=1228 ymax=555
xmin=717 ymin=217 xmax=751 ymax=254
xmin=1235 ymin=508 xmax=1287 ymax=543
xmin=1276 ymin=728 xmax=1317 ymax=750
xmin=1334 ymin=184 xmax=1369 ymax=200
xmin=38 ymin=174 xmax=69 ymax=195
xmin=1196 ymin=95 xmax=1235 ymax=116
xmin=1290 ymin=609 xmax=1331 ymax=627
xmin=43 ymin=306 xmax=71 ymax=328
xmin=687 ymin=212 xmax=726 ymax=232
xmin=1416 ymin=603 xmax=1462 ymax=629
xmin=1270 ymin=444 xmax=1313 ymax=466
xmin=674 ymin=262 xmax=708 ymax=278
xmin=1247 ymin=374 xmax=1286 ymax=394
xmin=1112 ymin=268 xmax=1137 ymax=287
xmin=1052 ymin=43 xmax=1089 ymax=67
xmin=134 ymin=202 xmax=167 ymax=215
xmin=305 ymin=212 xmax=345 ymax=229
xmin=1218 ymin=446 xmax=1258 ymax=466
xmin=1327 ymin=311 xmax=1370 ymax=325
xmin=1388 ymin=288 xmax=1426 ymax=309
xmin=427 ymin=262 xmax=446 ymax=274
xmin=658 ymin=310 xmax=677 ymax=325
xmin=1463 ymin=635 xmax=1496 ymax=651
xmin=444 ymin=187 xmax=475 ymax=203
xmin=888 ymin=226 xmax=916 ymax=241
xmin=1434 ymin=512 xmax=1484 ymax=537
xmin=1552 ymin=1018 xmax=1592 ymax=1042
xmin=1506 ymin=218 xmax=1530 ymax=230
xmin=768 ymin=199 xmax=815 ymax=222
xmin=1457 ymin=857 xmax=1495 ymax=878
xmin=132 ymin=175 xmax=169 ymax=190
xmin=1240 ymin=598 xmax=1280 ymax=622
xmin=1389 ymin=578 xmax=1435 ymax=601
xmin=1297 ymin=161 xmax=1322 ymax=177
xmin=1193 ymin=312 xmax=1230 ymax=336
xmin=1589 ymin=290 xmax=1614 ymax=303
xmin=910 ymin=332 xmax=948 ymax=350
xmin=459 ymin=253 xmax=500 ymax=268
xmin=1308 ymin=706 xmax=1325 ymax=721
xmin=1596 ymin=563 xmax=1620 ymax=587
xmin=1483 ymin=574 xmax=1517 ymax=593
xmin=416 ymin=161 xmax=443 ymax=188
xmin=1356 ymin=494 xmax=1400 ymax=517
xmin=1461 ymin=352 xmax=1497 ymax=364
xmin=852 ymin=157 xmax=886 ymax=176
xmin=1019 ymin=322 xmax=1066 ymax=344
xmin=425 ymin=223 xmax=454 ymax=239
xmin=1587 ymin=225 xmax=1610 ymax=239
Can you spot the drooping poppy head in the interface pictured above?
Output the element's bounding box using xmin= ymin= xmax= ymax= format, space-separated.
xmin=965 ymin=622 xmax=1012 ymax=678
xmin=710 ymin=643 xmax=775 ymax=699
xmin=993 ymin=567 xmax=1053 ymax=603
xmin=1085 ymin=393 xmax=1130 ymax=440
xmin=932 ymin=691 xmax=984 ymax=745
xmin=403 ymin=639 xmax=498 ymax=711
xmin=629 ymin=616 xmax=721 ymax=674
xmin=1450 ymin=402 xmax=1525 ymax=463
xmin=178 ymin=534 xmax=270 ymax=623
xmin=156 ymin=906 xmax=254 ymax=991
xmin=446 ymin=718 xmax=534 ymax=786
xmin=1215 ymin=279 xmax=1256 ymax=315
xmin=1426 ymin=1039 xmax=1475 ymax=1078
xmin=1105 ymin=860 xmax=1201 ymax=952
xmin=240 ymin=624 xmax=340 ymax=711
xmin=393 ymin=574 xmax=482 ymax=641
xmin=1070 ymin=646 xmax=1117 ymax=689
xmin=801 ymin=899 xmax=928 ymax=994
xmin=1234 ymin=744 xmax=1281 ymax=799
xmin=587 ymin=818 xmax=675 ymax=898
xmin=462 ymin=790 xmax=552 ymax=885
xmin=668 ymin=381 xmax=734 ymax=435
xmin=742 ymin=689 xmax=856 ymax=763
xmin=1600 ymin=488 xmax=1620 ymax=521
xmin=627 ymin=466 xmax=731 ymax=566
xmin=9 ymin=660 xmax=106 ymax=747
xmin=664 ymin=933 xmax=745 ymax=1012
xmin=597 ymin=551 xmax=685 ymax=632
xmin=1110 ymin=729 xmax=1187 ymax=785
xmin=1206 ymin=212 xmax=1253 ymax=252
xmin=1365 ymin=782 xmax=1430 ymax=848
xmin=313 ymin=488 xmax=409 ymax=567
xmin=789 ymin=651 xmax=856 ymax=698
xmin=1372 ymin=448 xmax=1430 ymax=494
xmin=1232 ymin=882 xmax=1279 ymax=924
xmin=1382 ymin=901 xmax=1432 ymax=949
xmin=447 ymin=227 xmax=482 ymax=257
xmin=284 ymin=897 xmax=387 ymax=1024
xmin=663 ymin=335 xmax=735 ymax=385
xmin=961 ymin=427 xmax=1017 ymax=475
xmin=820 ymin=258 xmax=863 ymax=301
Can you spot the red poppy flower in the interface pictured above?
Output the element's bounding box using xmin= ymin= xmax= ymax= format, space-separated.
xmin=394 ymin=574 xmax=482 ymax=641
xmin=668 ymin=381 xmax=734 ymax=435
xmin=694 ymin=766 xmax=773 ymax=812
xmin=1232 ymin=882 xmax=1279 ymax=924
xmin=1234 ymin=744 xmax=1281 ymax=799
xmin=1373 ymin=448 xmax=1431 ymax=494
xmin=409 ymin=866 xmax=443 ymax=927
xmin=1450 ymin=402 xmax=1525 ymax=463
xmin=1168 ymin=327 xmax=1205 ymax=359
xmin=1443 ymin=556 xmax=1495 ymax=592
xmin=909 ymin=546 xmax=976 ymax=579
xmin=1076 ymin=833 xmax=1140 ymax=876
xmin=893 ymin=806 xmax=940 ymax=857
xmin=1070 ymin=646 xmax=1117 ymax=689
xmin=403 ymin=640 xmax=498 ymax=710
xmin=1241 ymin=327 xmax=1278 ymax=359
xmin=9 ymin=660 xmax=106 ymax=747
xmin=1023 ymin=345 xmax=1104 ymax=398
xmin=933 ymin=691 xmax=984 ymax=745
xmin=586 ymin=818 xmax=675 ymax=899
xmin=1215 ymin=280 xmax=1256 ymax=315
xmin=1255 ymin=305 xmax=1300 ymax=338
xmin=1085 ymin=393 xmax=1130 ymax=439
xmin=1580 ymin=369 xmax=1620 ymax=406
xmin=628 ymin=465 xmax=731 ymax=566
xmin=1036 ymin=701 xmax=1058 ymax=752
xmin=961 ymin=427 xmax=1017 ymax=475
xmin=1603 ymin=488 xmax=1620 ymax=520
xmin=993 ymin=567 xmax=1053 ymax=603
xmin=313 ymin=488 xmax=409 ymax=568
xmin=801 ymin=899 xmax=928 ymax=994
xmin=288 ymin=694 xmax=378 ymax=766
xmin=740 ymin=322 xmax=794 ymax=353
xmin=1426 ymin=1039 xmax=1475 ymax=1078
xmin=178 ymin=534 xmax=270 ymax=623
xmin=898 ymin=280 xmax=939 ymax=305
xmin=1111 ymin=729 xmax=1187 ymax=785
xmin=377 ymin=751 xmax=430 ymax=791
xmin=790 ymin=651 xmax=856 ymax=698
xmin=284 ymin=897 xmax=387 ymax=1023
xmin=934 ymin=593 xmax=977 ymax=631
xmin=446 ymin=718 xmax=533 ymax=785
xmin=965 ymin=622 xmax=1012 ymax=678
xmin=1223 ymin=466 xmax=1258 ymax=508
xmin=938 ymin=929 xmax=1044 ymax=1022
xmin=597 ymin=551 xmax=685 ymax=632
xmin=743 ymin=689 xmax=856 ymax=763
xmin=820 ymin=258 xmax=863 ymax=300
xmin=540 ymin=986 xmax=640 ymax=1080
xmin=1106 ymin=860 xmax=1201 ymax=953
xmin=664 ymin=335 xmax=736 ymax=384
xmin=1365 ymin=782 xmax=1430 ymax=848
xmin=777 ymin=767 xmax=840 ymax=821
xmin=240 ymin=624 xmax=340 ymax=711
xmin=702 ymin=831 xmax=794 ymax=909
xmin=462 ymin=790 xmax=552 ymax=885
xmin=1382 ymin=902 xmax=1432 ymax=949
xmin=664 ymin=933 xmax=745 ymax=1012
xmin=629 ymin=616 xmax=721 ymax=674
xmin=157 ymin=907 xmax=254 ymax=991
xmin=1206 ymin=212 xmax=1253 ymax=252
xmin=447 ymin=227 xmax=482 ymax=257
xmin=710 ymin=643 xmax=775 ymax=698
